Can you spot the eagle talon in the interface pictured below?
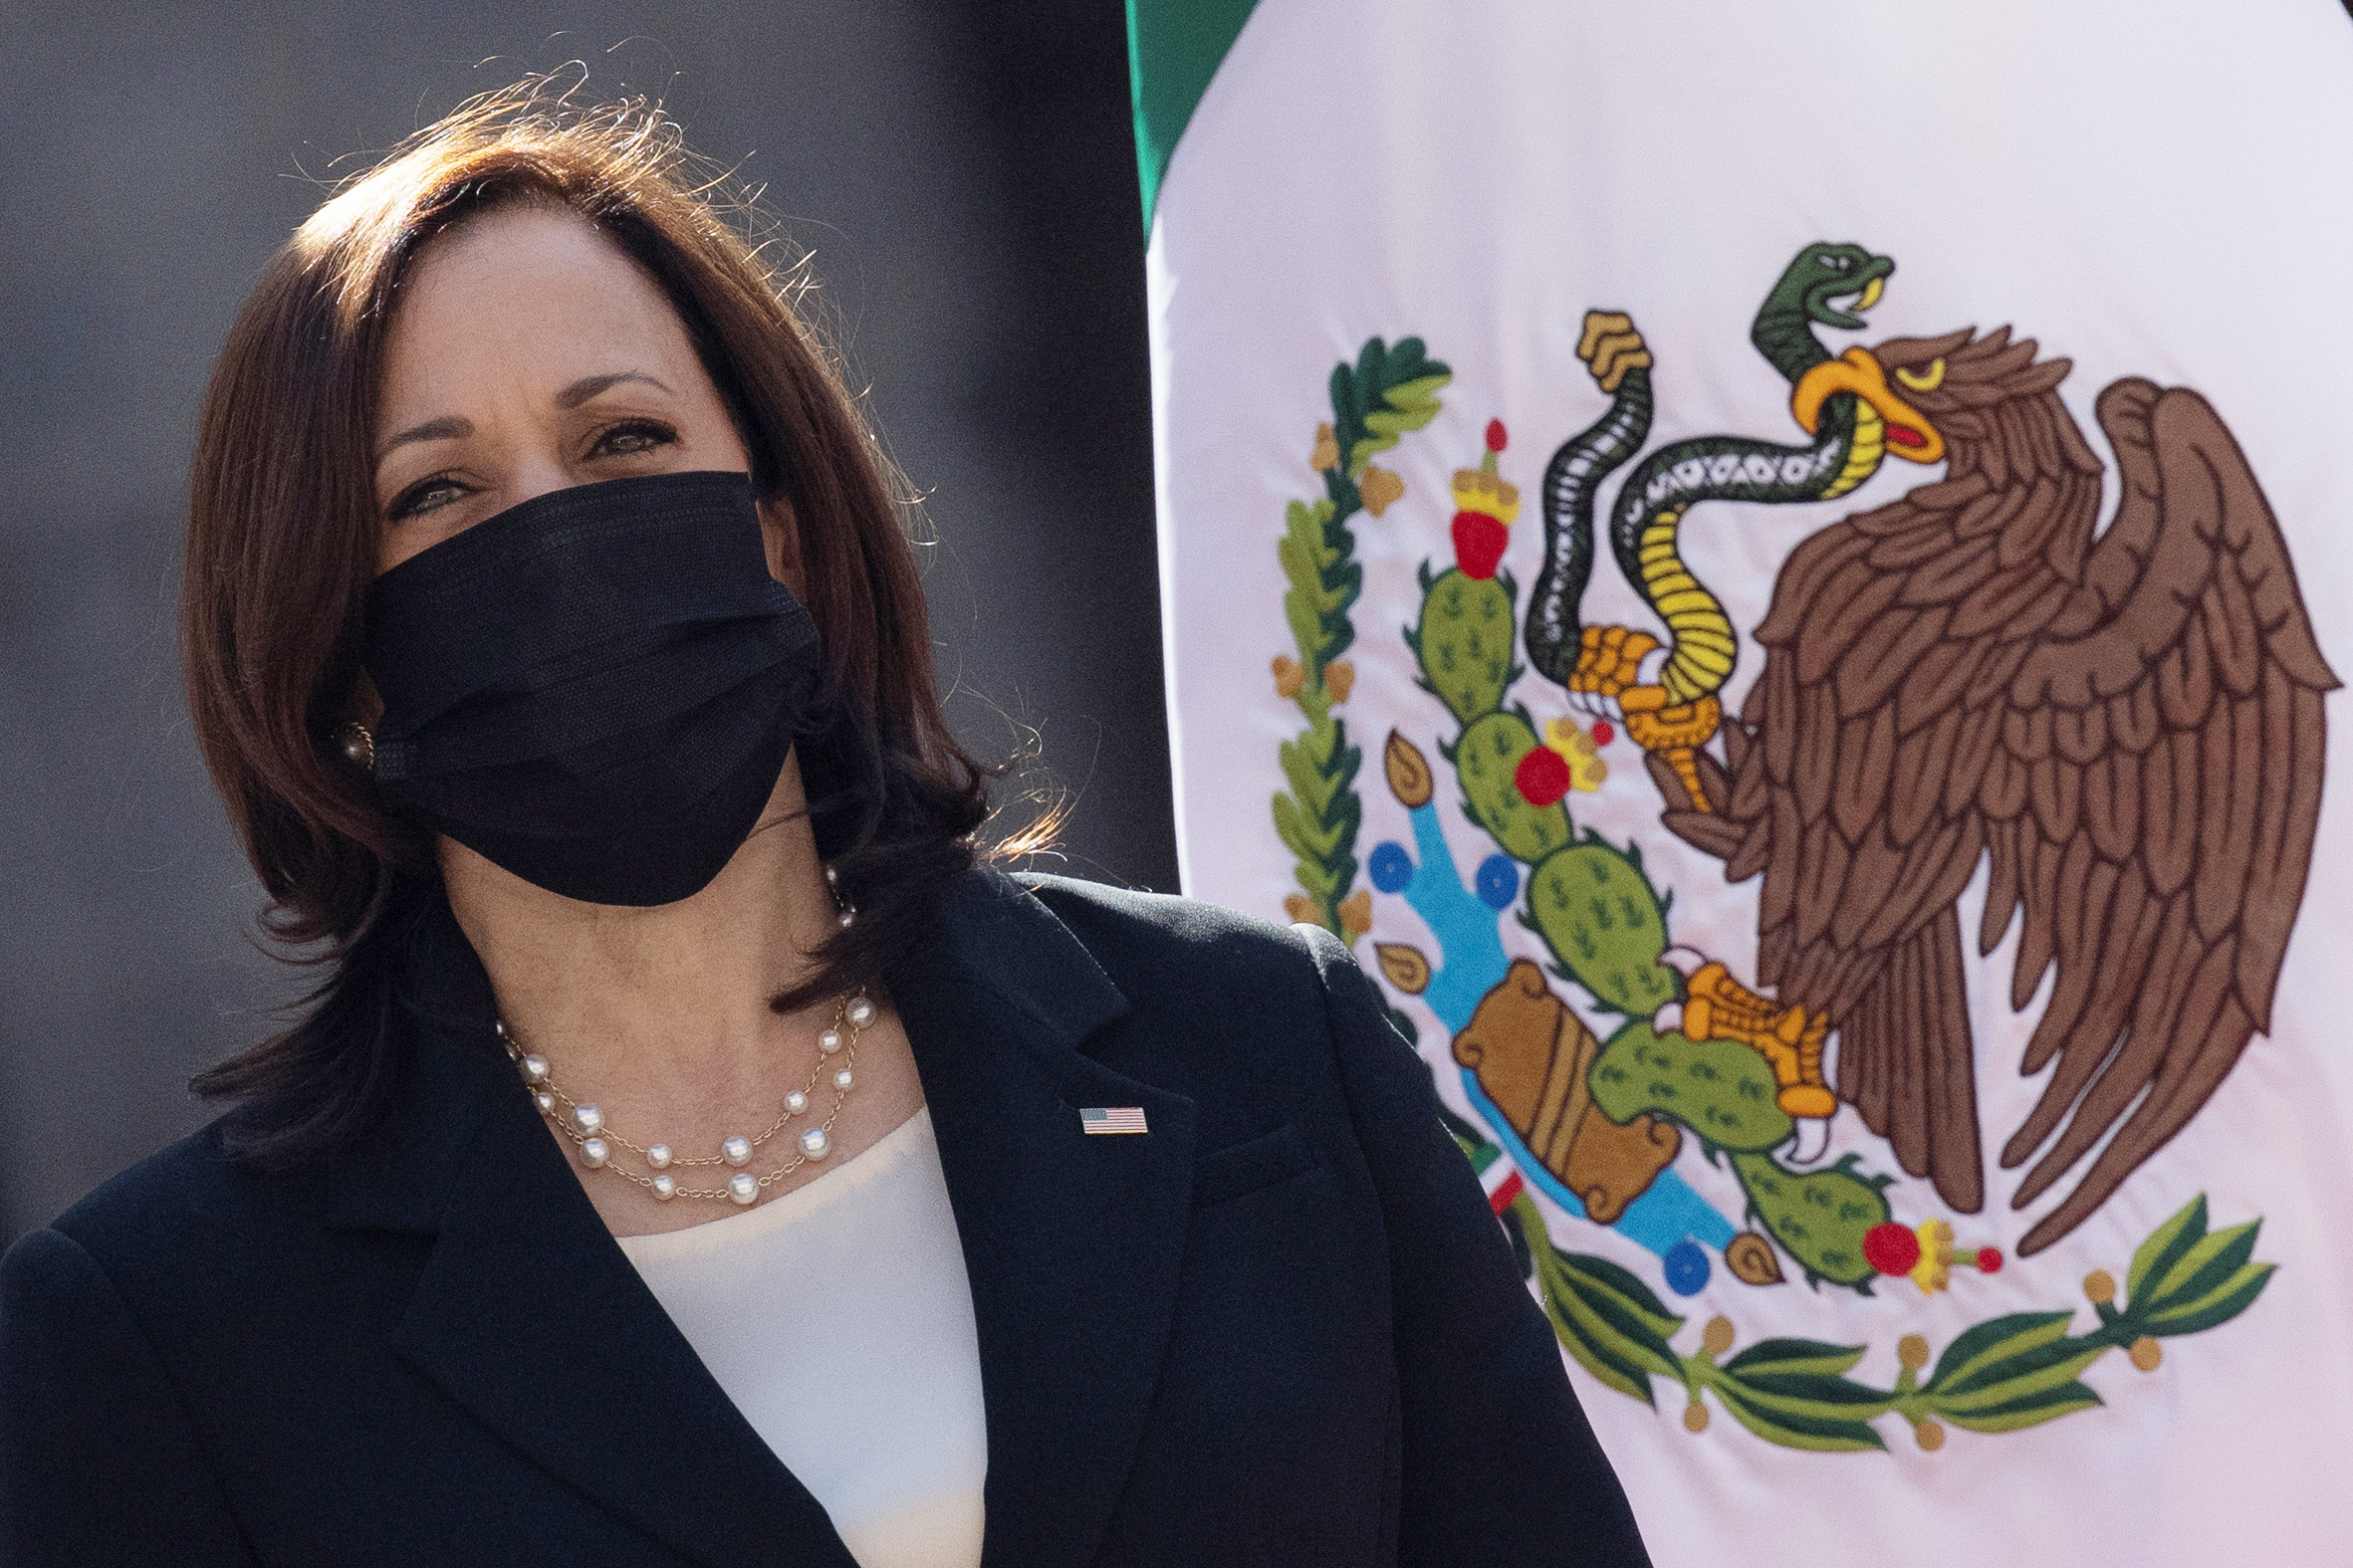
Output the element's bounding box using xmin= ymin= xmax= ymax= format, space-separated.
xmin=1576 ymin=312 xmax=1652 ymax=395
xmin=1674 ymin=961 xmax=1836 ymax=1127
xmin=1568 ymin=625 xmax=1661 ymax=712
xmin=1617 ymin=691 xmax=1723 ymax=811
xmin=1619 ymin=689 xmax=1720 ymax=751
xmin=1778 ymin=1084 xmax=1837 ymax=1120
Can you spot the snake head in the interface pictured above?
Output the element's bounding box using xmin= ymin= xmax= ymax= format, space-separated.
xmin=1771 ymin=243 xmax=1896 ymax=332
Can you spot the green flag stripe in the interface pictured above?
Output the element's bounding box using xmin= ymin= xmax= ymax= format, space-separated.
xmin=1124 ymin=0 xmax=1261 ymax=228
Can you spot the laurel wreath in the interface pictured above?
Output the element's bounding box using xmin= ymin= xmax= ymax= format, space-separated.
xmin=1271 ymin=338 xmax=1450 ymax=942
xmin=1443 ymin=1094 xmax=2271 ymax=1450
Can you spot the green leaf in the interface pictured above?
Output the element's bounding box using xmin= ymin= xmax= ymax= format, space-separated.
xmin=2128 ymin=1195 xmax=2208 ymax=1303
xmin=2146 ymin=1261 xmax=2274 ymax=1337
xmin=1924 ymin=1312 xmax=2076 ymax=1394
xmin=2147 ymin=1220 xmax=2259 ymax=1312
xmin=1278 ymin=535 xmax=1341 ymax=603
xmin=1709 ymin=1384 xmax=1887 ymax=1453
xmin=1937 ymin=1381 xmax=2104 ymax=1435
xmin=1723 ymin=1338 xmax=1868 ymax=1379
xmin=1330 ymin=363 xmax=1369 ymax=461
xmin=1329 ymin=338 xmax=1451 ymax=478
xmin=1550 ymin=1245 xmax=1685 ymax=1344
xmin=1281 ymin=498 xmax=1338 ymax=569
xmin=1383 ymin=339 xmax=1445 ymax=388
xmin=1532 ymin=1246 xmax=1660 ymax=1405
xmin=1548 ymin=1309 xmax=1656 ymax=1405
xmin=1551 ymin=1262 xmax=1682 ymax=1381
xmin=1278 ymin=488 xmax=1362 ymax=673
xmin=1276 ymin=735 xmax=1359 ymax=835
xmin=1372 ymin=404 xmax=1440 ymax=435
xmin=1270 ymin=792 xmax=1313 ymax=860
xmin=1923 ymin=1341 xmax=2107 ymax=1415
xmin=1719 ymin=1366 xmax=1892 ymax=1429
xmin=1327 ymin=805 xmax=1363 ymax=869
xmin=1317 ymin=566 xmax=1364 ymax=652
xmin=1383 ymin=371 xmax=1451 ymax=414
xmin=1283 ymin=560 xmax=1352 ymax=622
xmin=1270 ymin=787 xmax=1346 ymax=862
xmin=1283 ymin=595 xmax=1337 ymax=669
xmin=1276 ymin=740 xmax=1335 ymax=815
xmin=1292 ymin=860 xmax=1344 ymax=904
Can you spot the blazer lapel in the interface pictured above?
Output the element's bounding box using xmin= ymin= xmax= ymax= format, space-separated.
xmin=328 ymin=904 xmax=857 ymax=1568
xmin=891 ymin=871 xmax=1197 ymax=1568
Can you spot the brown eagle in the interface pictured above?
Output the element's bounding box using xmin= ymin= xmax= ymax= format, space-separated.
xmin=1650 ymin=327 xmax=2337 ymax=1254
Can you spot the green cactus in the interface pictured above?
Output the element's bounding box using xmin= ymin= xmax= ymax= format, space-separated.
xmin=1524 ymin=837 xmax=1676 ymax=1015
xmin=1588 ymin=1020 xmax=1788 ymax=1152
xmin=1406 ymin=564 xmax=1517 ymax=725
xmin=1449 ymin=711 xmax=1571 ymax=862
xmin=1729 ymin=1152 xmax=1895 ymax=1289
xmin=1586 ymin=1020 xmax=1894 ymax=1290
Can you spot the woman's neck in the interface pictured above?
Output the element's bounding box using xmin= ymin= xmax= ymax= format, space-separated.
xmin=443 ymin=757 xmax=840 ymax=1119
xmin=441 ymin=754 xmax=929 ymax=1236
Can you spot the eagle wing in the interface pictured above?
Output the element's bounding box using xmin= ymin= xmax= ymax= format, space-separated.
xmin=1701 ymin=367 xmax=2334 ymax=1254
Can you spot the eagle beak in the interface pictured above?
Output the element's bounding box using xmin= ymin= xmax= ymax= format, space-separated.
xmin=1789 ymin=347 xmax=1945 ymax=464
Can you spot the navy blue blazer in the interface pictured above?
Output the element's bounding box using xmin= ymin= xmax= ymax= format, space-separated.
xmin=0 ymin=869 xmax=1649 ymax=1566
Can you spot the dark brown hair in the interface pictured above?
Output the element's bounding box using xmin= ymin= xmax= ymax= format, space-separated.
xmin=184 ymin=81 xmax=1001 ymax=1166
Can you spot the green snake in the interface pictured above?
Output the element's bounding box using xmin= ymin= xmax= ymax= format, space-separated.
xmin=1525 ymin=243 xmax=1911 ymax=702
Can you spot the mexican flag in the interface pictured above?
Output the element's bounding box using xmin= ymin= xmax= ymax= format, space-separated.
xmin=1131 ymin=2 xmax=2353 ymax=1561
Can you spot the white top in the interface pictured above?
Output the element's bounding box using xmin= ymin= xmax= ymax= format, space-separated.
xmin=617 ymin=1109 xmax=987 ymax=1568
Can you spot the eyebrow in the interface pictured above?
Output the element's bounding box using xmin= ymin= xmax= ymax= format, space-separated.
xmin=376 ymin=415 xmax=472 ymax=463
xmin=557 ymin=370 xmax=672 ymax=409
xmin=374 ymin=372 xmax=675 ymax=466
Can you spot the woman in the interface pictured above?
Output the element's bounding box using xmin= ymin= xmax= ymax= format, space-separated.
xmin=0 ymin=85 xmax=1648 ymax=1567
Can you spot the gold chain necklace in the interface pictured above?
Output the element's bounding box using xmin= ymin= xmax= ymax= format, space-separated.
xmin=496 ymin=867 xmax=870 ymax=1208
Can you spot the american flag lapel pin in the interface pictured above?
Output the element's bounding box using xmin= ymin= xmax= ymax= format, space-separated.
xmin=1080 ymin=1106 xmax=1149 ymax=1135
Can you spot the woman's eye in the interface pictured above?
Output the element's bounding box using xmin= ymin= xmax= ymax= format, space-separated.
xmin=591 ymin=419 xmax=677 ymax=459
xmin=387 ymin=476 xmax=469 ymax=520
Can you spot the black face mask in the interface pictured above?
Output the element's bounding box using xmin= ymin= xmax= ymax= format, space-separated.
xmin=361 ymin=470 xmax=823 ymax=907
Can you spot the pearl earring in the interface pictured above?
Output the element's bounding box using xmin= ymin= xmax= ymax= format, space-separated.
xmin=336 ymin=721 xmax=375 ymax=771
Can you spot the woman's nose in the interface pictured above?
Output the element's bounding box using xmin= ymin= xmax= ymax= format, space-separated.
xmin=507 ymin=453 xmax=582 ymax=509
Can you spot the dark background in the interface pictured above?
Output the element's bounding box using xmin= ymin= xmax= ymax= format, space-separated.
xmin=0 ymin=2 xmax=1173 ymax=1240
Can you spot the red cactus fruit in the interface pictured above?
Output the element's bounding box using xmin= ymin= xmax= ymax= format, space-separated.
xmin=1485 ymin=418 xmax=1508 ymax=453
xmin=1452 ymin=512 xmax=1509 ymax=579
xmin=1863 ymin=1222 xmax=1922 ymax=1277
xmin=1591 ymin=720 xmax=1614 ymax=747
xmin=1515 ymin=747 xmax=1571 ymax=807
xmin=1977 ymin=1247 xmax=2003 ymax=1274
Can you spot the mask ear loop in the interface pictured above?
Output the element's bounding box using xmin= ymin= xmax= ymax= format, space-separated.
xmin=336 ymin=721 xmax=376 ymax=773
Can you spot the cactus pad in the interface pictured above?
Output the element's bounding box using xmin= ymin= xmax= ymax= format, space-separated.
xmin=1410 ymin=566 xmax=1516 ymax=725
xmin=1588 ymin=1021 xmax=1790 ymax=1154
xmin=1526 ymin=838 xmax=1675 ymax=1014
xmin=1454 ymin=712 xmax=1570 ymax=863
xmin=1729 ymin=1152 xmax=1893 ymax=1289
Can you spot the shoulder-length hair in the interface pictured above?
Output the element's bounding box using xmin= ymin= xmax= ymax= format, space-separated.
xmin=184 ymin=81 xmax=997 ymax=1167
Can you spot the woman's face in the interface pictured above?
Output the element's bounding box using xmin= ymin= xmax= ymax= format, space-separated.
xmin=370 ymin=202 xmax=795 ymax=582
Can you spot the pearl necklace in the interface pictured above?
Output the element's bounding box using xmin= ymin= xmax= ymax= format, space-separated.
xmin=497 ymin=869 xmax=872 ymax=1208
